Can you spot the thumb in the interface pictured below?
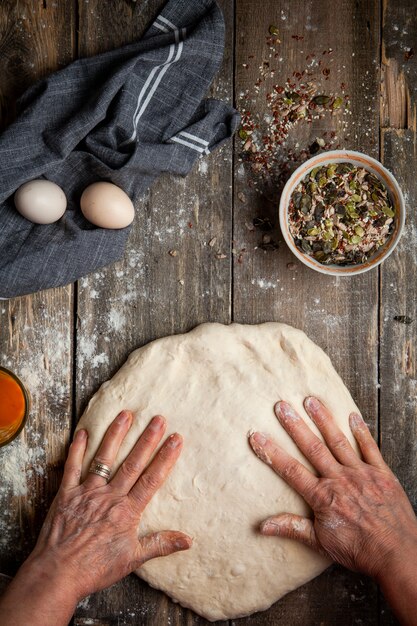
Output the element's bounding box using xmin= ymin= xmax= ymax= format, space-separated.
xmin=136 ymin=531 xmax=192 ymax=567
xmin=260 ymin=513 xmax=320 ymax=552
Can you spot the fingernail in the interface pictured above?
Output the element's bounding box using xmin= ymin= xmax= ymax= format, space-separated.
xmin=349 ymin=412 xmax=364 ymax=428
xmin=174 ymin=537 xmax=191 ymax=550
xmin=117 ymin=410 xmax=131 ymax=425
xmin=150 ymin=415 xmax=165 ymax=432
xmin=260 ymin=520 xmax=279 ymax=533
xmin=276 ymin=402 xmax=301 ymax=422
xmin=167 ymin=434 xmax=182 ymax=448
xmin=305 ymin=396 xmax=320 ymax=412
xmin=252 ymin=432 xmax=267 ymax=446
xmin=76 ymin=429 xmax=87 ymax=441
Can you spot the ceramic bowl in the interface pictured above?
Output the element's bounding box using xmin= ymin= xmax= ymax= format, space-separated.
xmin=279 ymin=149 xmax=406 ymax=276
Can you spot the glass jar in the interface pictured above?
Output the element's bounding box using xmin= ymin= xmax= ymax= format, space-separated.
xmin=0 ymin=366 xmax=30 ymax=448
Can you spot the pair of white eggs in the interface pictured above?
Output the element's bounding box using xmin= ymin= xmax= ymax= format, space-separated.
xmin=14 ymin=179 xmax=135 ymax=229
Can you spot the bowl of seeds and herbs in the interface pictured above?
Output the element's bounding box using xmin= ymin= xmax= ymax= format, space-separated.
xmin=279 ymin=150 xmax=406 ymax=275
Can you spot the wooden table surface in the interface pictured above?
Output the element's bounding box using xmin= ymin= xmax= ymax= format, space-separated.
xmin=0 ymin=0 xmax=416 ymax=624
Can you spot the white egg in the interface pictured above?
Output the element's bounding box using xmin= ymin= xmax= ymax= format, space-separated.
xmin=80 ymin=182 xmax=135 ymax=229
xmin=14 ymin=179 xmax=67 ymax=224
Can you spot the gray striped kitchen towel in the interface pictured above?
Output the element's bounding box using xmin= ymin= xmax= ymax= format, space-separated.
xmin=0 ymin=0 xmax=239 ymax=298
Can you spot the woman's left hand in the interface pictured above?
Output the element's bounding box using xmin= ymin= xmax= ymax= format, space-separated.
xmin=0 ymin=410 xmax=191 ymax=626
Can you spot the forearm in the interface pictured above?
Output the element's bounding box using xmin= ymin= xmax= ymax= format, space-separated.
xmin=0 ymin=555 xmax=79 ymax=626
xmin=376 ymin=535 xmax=417 ymax=626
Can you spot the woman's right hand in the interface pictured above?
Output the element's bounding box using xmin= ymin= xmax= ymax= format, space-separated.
xmin=249 ymin=398 xmax=417 ymax=626
xmin=249 ymin=398 xmax=417 ymax=578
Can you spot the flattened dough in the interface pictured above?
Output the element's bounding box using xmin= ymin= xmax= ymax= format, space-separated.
xmin=77 ymin=323 xmax=360 ymax=621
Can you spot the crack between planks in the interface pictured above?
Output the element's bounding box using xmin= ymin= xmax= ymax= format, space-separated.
xmin=377 ymin=1 xmax=384 ymax=624
xmin=70 ymin=2 xmax=81 ymax=441
xmin=230 ymin=0 xmax=236 ymax=327
xmin=74 ymin=0 xmax=80 ymax=59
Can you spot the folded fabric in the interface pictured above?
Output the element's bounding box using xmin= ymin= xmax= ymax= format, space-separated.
xmin=0 ymin=0 xmax=239 ymax=298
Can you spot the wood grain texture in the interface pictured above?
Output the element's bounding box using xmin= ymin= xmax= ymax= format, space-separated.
xmin=0 ymin=0 xmax=75 ymax=576
xmin=233 ymin=0 xmax=380 ymax=623
xmin=0 ymin=0 xmax=76 ymax=131
xmin=73 ymin=0 xmax=233 ymax=623
xmin=0 ymin=0 xmax=415 ymax=625
xmin=378 ymin=130 xmax=415 ymax=626
xmin=379 ymin=3 xmax=417 ymax=625
xmin=381 ymin=0 xmax=417 ymax=130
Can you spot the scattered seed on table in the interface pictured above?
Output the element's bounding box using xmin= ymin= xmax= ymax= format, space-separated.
xmin=237 ymin=26 xmax=351 ymax=191
xmin=393 ymin=315 xmax=413 ymax=325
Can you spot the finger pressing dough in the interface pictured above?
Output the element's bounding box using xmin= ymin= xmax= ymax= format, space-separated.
xmin=77 ymin=322 xmax=360 ymax=621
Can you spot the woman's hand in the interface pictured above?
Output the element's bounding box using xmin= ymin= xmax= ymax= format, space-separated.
xmin=249 ymin=398 xmax=417 ymax=626
xmin=0 ymin=411 xmax=191 ymax=626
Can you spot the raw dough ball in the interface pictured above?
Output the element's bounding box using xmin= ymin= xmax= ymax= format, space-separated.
xmin=77 ymin=323 xmax=361 ymax=621
xmin=14 ymin=179 xmax=67 ymax=224
xmin=80 ymin=182 xmax=134 ymax=229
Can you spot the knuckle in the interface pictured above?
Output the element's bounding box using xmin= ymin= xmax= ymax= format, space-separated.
xmin=310 ymin=480 xmax=334 ymax=508
xmin=94 ymin=455 xmax=112 ymax=466
xmin=140 ymin=472 xmax=161 ymax=494
xmin=156 ymin=535 xmax=169 ymax=556
xmin=282 ymin=460 xmax=303 ymax=481
xmin=157 ymin=445 xmax=171 ymax=462
xmin=140 ymin=430 xmax=157 ymax=446
xmin=121 ymin=459 xmax=142 ymax=479
xmin=306 ymin=439 xmax=326 ymax=459
xmin=375 ymin=473 xmax=396 ymax=493
xmin=65 ymin=464 xmax=81 ymax=478
xmin=331 ymin=436 xmax=349 ymax=451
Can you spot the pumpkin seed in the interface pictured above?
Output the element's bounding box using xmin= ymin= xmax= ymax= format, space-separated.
xmin=309 ymin=141 xmax=321 ymax=155
xmin=285 ymin=91 xmax=301 ymax=103
xmin=393 ymin=315 xmax=413 ymax=325
xmin=301 ymin=240 xmax=312 ymax=254
xmin=382 ymin=205 xmax=395 ymax=218
xmin=332 ymin=96 xmax=344 ymax=110
xmin=312 ymin=95 xmax=331 ymax=106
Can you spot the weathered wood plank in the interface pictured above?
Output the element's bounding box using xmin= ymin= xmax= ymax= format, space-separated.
xmin=0 ymin=0 xmax=75 ymax=575
xmin=379 ymin=131 xmax=415 ymax=626
xmin=379 ymin=3 xmax=417 ymax=625
xmin=73 ymin=0 xmax=233 ymax=623
xmin=0 ymin=0 xmax=76 ymax=131
xmin=233 ymin=0 xmax=380 ymax=624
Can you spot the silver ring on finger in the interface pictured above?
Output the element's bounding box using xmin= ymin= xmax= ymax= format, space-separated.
xmin=88 ymin=460 xmax=112 ymax=482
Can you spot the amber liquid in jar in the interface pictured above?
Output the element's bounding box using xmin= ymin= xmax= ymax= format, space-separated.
xmin=0 ymin=369 xmax=28 ymax=445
